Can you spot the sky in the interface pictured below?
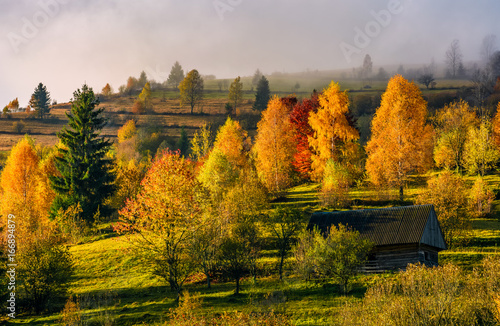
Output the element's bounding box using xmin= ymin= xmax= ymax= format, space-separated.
xmin=0 ymin=0 xmax=499 ymax=107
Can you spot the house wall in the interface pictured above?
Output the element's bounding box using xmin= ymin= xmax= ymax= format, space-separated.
xmin=361 ymin=244 xmax=440 ymax=273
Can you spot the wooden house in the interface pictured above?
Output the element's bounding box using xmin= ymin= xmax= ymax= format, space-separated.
xmin=307 ymin=205 xmax=447 ymax=273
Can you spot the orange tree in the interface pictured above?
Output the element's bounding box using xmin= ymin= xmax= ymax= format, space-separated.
xmin=253 ymin=96 xmax=297 ymax=196
xmin=308 ymin=82 xmax=360 ymax=182
xmin=365 ymin=75 xmax=433 ymax=201
xmin=117 ymin=151 xmax=206 ymax=298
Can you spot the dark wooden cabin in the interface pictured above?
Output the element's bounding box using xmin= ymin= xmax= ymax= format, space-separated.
xmin=308 ymin=205 xmax=447 ymax=273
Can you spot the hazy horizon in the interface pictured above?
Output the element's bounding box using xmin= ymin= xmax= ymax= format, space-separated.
xmin=1 ymin=0 xmax=499 ymax=107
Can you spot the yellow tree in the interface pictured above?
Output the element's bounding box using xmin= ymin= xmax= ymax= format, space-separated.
xmin=462 ymin=118 xmax=500 ymax=176
xmin=117 ymin=120 xmax=137 ymax=143
xmin=0 ymin=136 xmax=53 ymax=234
xmin=433 ymin=100 xmax=479 ymax=172
xmin=365 ymin=75 xmax=433 ymax=201
xmin=308 ymin=81 xmax=359 ymax=181
xmin=253 ymin=96 xmax=296 ymax=196
xmin=212 ymin=117 xmax=250 ymax=169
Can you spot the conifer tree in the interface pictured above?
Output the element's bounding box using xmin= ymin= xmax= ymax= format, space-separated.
xmin=50 ymin=84 xmax=115 ymax=223
xmin=30 ymin=83 xmax=51 ymax=119
xmin=252 ymin=76 xmax=270 ymax=112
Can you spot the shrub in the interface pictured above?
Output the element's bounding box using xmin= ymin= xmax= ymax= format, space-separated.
xmin=19 ymin=234 xmax=73 ymax=314
xmin=12 ymin=120 xmax=26 ymax=134
xmin=340 ymin=259 xmax=500 ymax=326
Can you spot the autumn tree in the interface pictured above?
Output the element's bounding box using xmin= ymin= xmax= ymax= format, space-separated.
xmin=289 ymin=94 xmax=320 ymax=180
xmin=117 ymin=120 xmax=137 ymax=143
xmin=167 ymin=61 xmax=185 ymax=89
xmin=190 ymin=123 xmax=213 ymax=161
xmin=132 ymin=82 xmax=152 ymax=114
xmin=125 ymin=76 xmax=138 ymax=95
xmin=365 ymin=75 xmax=433 ymax=201
xmin=433 ymin=100 xmax=479 ymax=172
xmin=198 ymin=118 xmax=266 ymax=223
xmin=308 ymin=82 xmax=360 ymax=182
xmin=6 ymin=98 xmax=19 ymax=111
xmin=198 ymin=118 xmax=250 ymax=203
xmin=101 ymin=83 xmax=113 ymax=97
xmin=253 ymin=96 xmax=297 ymax=196
xmin=50 ymin=84 xmax=115 ymax=224
xmin=416 ymin=171 xmax=470 ymax=247
xmin=179 ymin=69 xmax=204 ymax=114
xmin=30 ymin=83 xmax=51 ymax=119
xmin=462 ymin=118 xmax=499 ymax=176
xmin=108 ymin=159 xmax=148 ymax=211
xmin=0 ymin=137 xmax=44 ymax=232
xmin=228 ymin=76 xmax=243 ymax=115
xmin=118 ymin=151 xmax=205 ymax=298
xmin=252 ymin=76 xmax=270 ymax=112
xmin=212 ymin=117 xmax=250 ymax=169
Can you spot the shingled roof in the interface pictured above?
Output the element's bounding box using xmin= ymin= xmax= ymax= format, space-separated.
xmin=308 ymin=205 xmax=447 ymax=250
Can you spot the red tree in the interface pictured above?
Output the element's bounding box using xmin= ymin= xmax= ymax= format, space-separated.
xmin=289 ymin=95 xmax=320 ymax=180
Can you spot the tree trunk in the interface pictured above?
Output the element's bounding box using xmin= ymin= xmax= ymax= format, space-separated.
xmin=206 ymin=274 xmax=211 ymax=289
xmin=235 ymin=277 xmax=240 ymax=295
xmin=399 ymin=185 xmax=404 ymax=202
xmin=279 ymin=250 xmax=285 ymax=281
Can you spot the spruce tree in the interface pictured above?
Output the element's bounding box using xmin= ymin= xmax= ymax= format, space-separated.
xmin=253 ymin=76 xmax=270 ymax=111
xmin=50 ymin=84 xmax=115 ymax=223
xmin=30 ymin=83 xmax=51 ymax=119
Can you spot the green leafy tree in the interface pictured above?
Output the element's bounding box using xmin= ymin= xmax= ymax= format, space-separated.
xmin=167 ymin=61 xmax=185 ymax=89
xmin=314 ymin=224 xmax=373 ymax=293
xmin=179 ymin=69 xmax=204 ymax=114
xmin=30 ymin=83 xmax=51 ymax=119
xmin=218 ymin=222 xmax=260 ymax=294
xmin=252 ymin=76 xmax=270 ymax=112
xmin=267 ymin=206 xmax=304 ymax=281
xmin=228 ymin=76 xmax=243 ymax=115
xmin=50 ymin=84 xmax=115 ymax=224
xmin=19 ymin=234 xmax=73 ymax=314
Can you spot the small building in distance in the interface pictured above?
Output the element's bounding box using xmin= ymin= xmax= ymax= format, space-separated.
xmin=308 ymin=205 xmax=447 ymax=273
